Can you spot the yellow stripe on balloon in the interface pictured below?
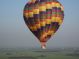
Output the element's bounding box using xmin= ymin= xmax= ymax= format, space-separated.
xmin=56 ymin=3 xmax=61 ymax=7
xmin=39 ymin=6 xmax=46 ymax=11
xmin=46 ymin=3 xmax=52 ymax=9
xmin=56 ymin=17 xmax=62 ymax=24
xmin=55 ymin=17 xmax=61 ymax=22
xmin=31 ymin=0 xmax=36 ymax=3
xmin=52 ymin=2 xmax=57 ymax=7
xmin=51 ymin=17 xmax=56 ymax=22
xmin=28 ymin=12 xmax=33 ymax=17
xmin=47 ymin=30 xmax=54 ymax=36
xmin=61 ymin=5 xmax=64 ymax=11
xmin=44 ymin=32 xmax=47 ymax=38
xmin=33 ymin=9 xmax=39 ymax=14
xmin=40 ymin=32 xmax=47 ymax=41
xmin=51 ymin=2 xmax=55 ymax=7
xmin=42 ymin=32 xmax=46 ymax=38
xmin=30 ymin=26 xmax=37 ymax=31
xmin=36 ymin=23 xmax=41 ymax=29
xmin=40 ymin=21 xmax=46 ymax=27
xmin=59 ymin=20 xmax=63 ymax=25
xmin=24 ymin=13 xmax=28 ymax=18
xmin=46 ymin=19 xmax=51 ymax=24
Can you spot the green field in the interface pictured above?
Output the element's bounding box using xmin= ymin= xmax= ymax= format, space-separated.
xmin=0 ymin=48 xmax=79 ymax=59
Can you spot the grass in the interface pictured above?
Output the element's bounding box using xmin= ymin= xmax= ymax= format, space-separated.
xmin=0 ymin=48 xmax=79 ymax=59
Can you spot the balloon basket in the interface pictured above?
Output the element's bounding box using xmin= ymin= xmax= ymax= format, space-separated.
xmin=40 ymin=42 xmax=46 ymax=49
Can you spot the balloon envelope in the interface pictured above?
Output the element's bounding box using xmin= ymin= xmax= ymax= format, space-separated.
xmin=23 ymin=0 xmax=64 ymax=49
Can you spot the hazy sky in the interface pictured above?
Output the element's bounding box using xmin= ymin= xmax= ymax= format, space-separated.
xmin=0 ymin=0 xmax=79 ymax=49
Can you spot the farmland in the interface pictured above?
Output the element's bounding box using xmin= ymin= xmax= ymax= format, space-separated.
xmin=0 ymin=48 xmax=79 ymax=59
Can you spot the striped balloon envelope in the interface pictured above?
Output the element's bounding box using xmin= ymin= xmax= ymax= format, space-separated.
xmin=23 ymin=0 xmax=64 ymax=49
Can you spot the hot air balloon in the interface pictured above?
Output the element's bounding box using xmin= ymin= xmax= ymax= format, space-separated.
xmin=23 ymin=0 xmax=64 ymax=49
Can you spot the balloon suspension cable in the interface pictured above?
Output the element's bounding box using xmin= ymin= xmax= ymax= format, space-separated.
xmin=40 ymin=42 xmax=46 ymax=49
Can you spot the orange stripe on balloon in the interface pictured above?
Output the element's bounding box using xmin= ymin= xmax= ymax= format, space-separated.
xmin=46 ymin=2 xmax=52 ymax=4
xmin=24 ymin=10 xmax=28 ymax=13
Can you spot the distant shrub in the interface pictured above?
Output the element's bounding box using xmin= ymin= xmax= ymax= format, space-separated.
xmin=6 ymin=53 xmax=12 ymax=55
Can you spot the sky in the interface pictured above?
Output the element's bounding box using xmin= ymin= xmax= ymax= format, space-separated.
xmin=0 ymin=0 xmax=79 ymax=49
